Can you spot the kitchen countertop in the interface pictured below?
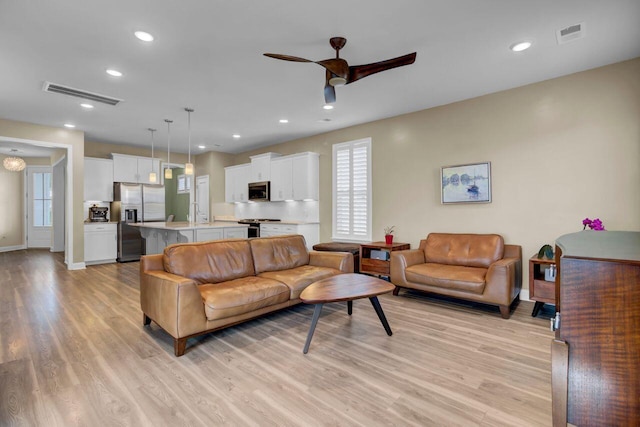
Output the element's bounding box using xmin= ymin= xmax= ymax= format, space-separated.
xmin=131 ymin=221 xmax=250 ymax=231
xmin=260 ymin=221 xmax=320 ymax=225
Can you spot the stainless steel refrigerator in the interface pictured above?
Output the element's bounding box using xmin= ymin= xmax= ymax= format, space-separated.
xmin=113 ymin=183 xmax=165 ymax=262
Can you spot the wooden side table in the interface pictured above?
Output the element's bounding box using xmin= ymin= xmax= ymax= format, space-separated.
xmin=529 ymin=255 xmax=556 ymax=316
xmin=360 ymin=241 xmax=410 ymax=277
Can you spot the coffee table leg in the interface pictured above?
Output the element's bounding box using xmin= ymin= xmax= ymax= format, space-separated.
xmin=369 ymin=296 xmax=393 ymax=336
xmin=303 ymin=303 xmax=324 ymax=354
xmin=347 ymin=300 xmax=353 ymax=315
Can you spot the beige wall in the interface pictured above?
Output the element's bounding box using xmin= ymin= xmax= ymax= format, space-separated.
xmin=85 ymin=140 xmax=190 ymax=164
xmin=229 ymin=58 xmax=640 ymax=291
xmin=0 ymin=118 xmax=84 ymax=264
xmin=195 ymin=150 xmax=236 ymax=217
xmin=0 ymin=154 xmax=25 ymax=248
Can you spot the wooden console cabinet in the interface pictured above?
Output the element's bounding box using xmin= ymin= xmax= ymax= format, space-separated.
xmin=552 ymin=231 xmax=640 ymax=426
xmin=360 ymin=242 xmax=410 ymax=277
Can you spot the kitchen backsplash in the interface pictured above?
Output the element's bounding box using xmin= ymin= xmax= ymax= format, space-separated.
xmin=234 ymin=201 xmax=319 ymax=222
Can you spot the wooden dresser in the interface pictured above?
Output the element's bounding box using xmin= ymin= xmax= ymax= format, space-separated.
xmin=552 ymin=231 xmax=640 ymax=426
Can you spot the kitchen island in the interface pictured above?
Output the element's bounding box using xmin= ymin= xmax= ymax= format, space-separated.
xmin=133 ymin=221 xmax=249 ymax=255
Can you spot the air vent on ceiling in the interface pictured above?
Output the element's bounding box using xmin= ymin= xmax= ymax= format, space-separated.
xmin=42 ymin=81 xmax=123 ymax=106
xmin=556 ymin=22 xmax=585 ymax=45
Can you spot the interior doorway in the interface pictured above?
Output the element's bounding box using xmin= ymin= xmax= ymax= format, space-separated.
xmin=196 ymin=175 xmax=209 ymax=223
xmin=26 ymin=165 xmax=53 ymax=248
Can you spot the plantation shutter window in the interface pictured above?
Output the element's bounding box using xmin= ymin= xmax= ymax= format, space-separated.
xmin=332 ymin=138 xmax=371 ymax=242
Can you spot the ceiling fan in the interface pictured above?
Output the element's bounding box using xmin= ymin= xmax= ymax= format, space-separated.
xmin=264 ymin=37 xmax=417 ymax=104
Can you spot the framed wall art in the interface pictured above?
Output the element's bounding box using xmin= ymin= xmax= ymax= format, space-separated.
xmin=441 ymin=161 xmax=491 ymax=204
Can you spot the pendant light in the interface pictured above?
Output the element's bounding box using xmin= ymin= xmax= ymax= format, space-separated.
xmin=3 ymin=149 xmax=26 ymax=171
xmin=148 ymin=127 xmax=157 ymax=183
xmin=184 ymin=107 xmax=194 ymax=175
xmin=164 ymin=119 xmax=173 ymax=179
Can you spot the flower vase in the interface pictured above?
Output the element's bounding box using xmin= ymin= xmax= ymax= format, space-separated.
xmin=385 ymin=234 xmax=393 ymax=245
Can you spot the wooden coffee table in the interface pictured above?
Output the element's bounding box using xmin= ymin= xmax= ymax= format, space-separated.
xmin=299 ymin=273 xmax=395 ymax=354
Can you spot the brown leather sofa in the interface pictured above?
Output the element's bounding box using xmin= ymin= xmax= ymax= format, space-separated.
xmin=390 ymin=233 xmax=522 ymax=318
xmin=140 ymin=235 xmax=353 ymax=356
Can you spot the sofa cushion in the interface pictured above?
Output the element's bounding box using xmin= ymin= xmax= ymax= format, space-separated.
xmin=198 ymin=277 xmax=289 ymax=321
xmin=405 ymin=263 xmax=487 ymax=294
xmin=424 ymin=233 xmax=504 ymax=268
xmin=258 ymin=265 xmax=342 ymax=299
xmin=163 ymin=239 xmax=255 ymax=285
xmin=250 ymin=235 xmax=310 ymax=274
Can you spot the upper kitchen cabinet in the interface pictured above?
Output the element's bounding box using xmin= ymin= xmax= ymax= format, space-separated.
xmin=271 ymin=152 xmax=319 ymax=201
xmin=225 ymin=163 xmax=251 ymax=203
xmin=111 ymin=153 xmax=161 ymax=184
xmin=249 ymin=152 xmax=281 ymax=182
xmin=84 ymin=157 xmax=114 ymax=201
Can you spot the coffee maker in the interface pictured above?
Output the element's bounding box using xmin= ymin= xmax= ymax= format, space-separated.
xmin=88 ymin=204 xmax=109 ymax=222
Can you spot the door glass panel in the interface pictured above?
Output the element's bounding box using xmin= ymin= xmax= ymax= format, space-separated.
xmin=32 ymin=172 xmax=52 ymax=227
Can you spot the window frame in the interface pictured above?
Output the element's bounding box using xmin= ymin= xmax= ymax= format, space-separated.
xmin=332 ymin=137 xmax=372 ymax=243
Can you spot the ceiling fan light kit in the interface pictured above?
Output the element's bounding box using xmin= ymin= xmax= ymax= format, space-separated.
xmin=264 ymin=36 xmax=416 ymax=103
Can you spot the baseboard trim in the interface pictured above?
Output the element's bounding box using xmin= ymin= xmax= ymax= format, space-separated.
xmin=0 ymin=244 xmax=27 ymax=253
xmin=520 ymin=289 xmax=530 ymax=301
xmin=67 ymin=261 xmax=86 ymax=270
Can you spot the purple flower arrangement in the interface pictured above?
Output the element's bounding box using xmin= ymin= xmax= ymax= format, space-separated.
xmin=582 ymin=218 xmax=605 ymax=231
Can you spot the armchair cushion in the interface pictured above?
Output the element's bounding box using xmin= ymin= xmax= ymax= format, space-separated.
xmin=406 ymin=263 xmax=487 ymax=294
xmin=424 ymin=233 xmax=504 ymax=268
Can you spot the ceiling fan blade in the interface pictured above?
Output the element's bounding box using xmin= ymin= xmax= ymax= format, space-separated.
xmin=324 ymin=70 xmax=336 ymax=103
xmin=316 ymin=58 xmax=349 ymax=79
xmin=263 ymin=53 xmax=313 ymax=63
xmin=347 ymin=52 xmax=417 ymax=84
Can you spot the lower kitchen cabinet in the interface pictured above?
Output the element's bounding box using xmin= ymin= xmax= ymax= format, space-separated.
xmin=260 ymin=223 xmax=319 ymax=249
xmin=84 ymin=223 xmax=117 ymax=265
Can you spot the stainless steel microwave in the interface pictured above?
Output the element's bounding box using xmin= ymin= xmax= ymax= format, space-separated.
xmin=248 ymin=181 xmax=270 ymax=201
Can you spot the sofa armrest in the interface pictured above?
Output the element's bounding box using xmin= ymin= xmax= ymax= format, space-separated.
xmin=484 ymin=257 xmax=522 ymax=305
xmin=140 ymin=268 xmax=203 ymax=339
xmin=390 ymin=249 xmax=426 ymax=285
xmin=309 ymin=250 xmax=354 ymax=273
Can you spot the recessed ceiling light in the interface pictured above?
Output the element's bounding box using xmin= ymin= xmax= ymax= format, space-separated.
xmin=64 ymin=123 xmax=75 ymax=128
xmin=214 ymin=144 xmax=222 ymax=147
xmin=134 ymin=31 xmax=154 ymax=42
xmin=106 ymin=69 xmax=123 ymax=77
xmin=197 ymin=145 xmax=205 ymax=149
xmin=510 ymin=41 xmax=532 ymax=52
xmin=80 ymin=103 xmax=94 ymax=109
xmin=279 ymin=119 xmax=289 ymax=124
xmin=323 ymin=105 xmax=334 ymax=110
xmin=232 ymin=134 xmax=241 ymax=139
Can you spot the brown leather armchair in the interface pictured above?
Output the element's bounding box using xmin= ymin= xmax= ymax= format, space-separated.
xmin=390 ymin=233 xmax=522 ymax=318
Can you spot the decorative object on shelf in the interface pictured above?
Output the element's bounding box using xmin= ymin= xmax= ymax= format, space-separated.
xmin=184 ymin=107 xmax=194 ymax=175
xmin=3 ymin=149 xmax=26 ymax=171
xmin=384 ymin=225 xmax=395 ymax=245
xmin=441 ymin=161 xmax=491 ymax=204
xmin=164 ymin=119 xmax=173 ymax=179
xmin=537 ymin=244 xmax=554 ymax=259
xmin=582 ymin=217 xmax=605 ymax=231
xmin=148 ymin=127 xmax=157 ymax=183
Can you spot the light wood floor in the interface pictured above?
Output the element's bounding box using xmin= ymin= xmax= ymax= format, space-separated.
xmin=1 ymin=249 xmax=554 ymax=426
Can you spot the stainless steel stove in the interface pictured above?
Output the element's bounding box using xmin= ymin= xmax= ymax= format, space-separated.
xmin=237 ymin=219 xmax=281 ymax=238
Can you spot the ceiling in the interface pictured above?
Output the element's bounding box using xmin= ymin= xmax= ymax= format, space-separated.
xmin=1 ymin=1 xmax=639 ymax=156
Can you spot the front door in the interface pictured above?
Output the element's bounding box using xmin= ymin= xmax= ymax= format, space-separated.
xmin=196 ymin=175 xmax=209 ymax=223
xmin=27 ymin=166 xmax=53 ymax=248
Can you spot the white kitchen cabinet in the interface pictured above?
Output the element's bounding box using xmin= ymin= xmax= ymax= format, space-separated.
xmin=225 ymin=164 xmax=250 ymax=203
xmin=260 ymin=223 xmax=319 ymax=249
xmin=84 ymin=157 xmax=114 ymax=201
xmin=270 ymin=157 xmax=293 ymax=201
xmin=249 ymin=152 xmax=281 ymax=182
xmin=195 ymin=228 xmax=224 ymax=242
xmin=292 ymin=152 xmax=319 ymax=201
xmin=84 ymin=223 xmax=117 ymax=265
xmin=112 ymin=153 xmax=161 ymax=184
xmin=223 ymin=227 xmax=248 ymax=239
xmin=269 ymin=152 xmax=319 ymax=201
